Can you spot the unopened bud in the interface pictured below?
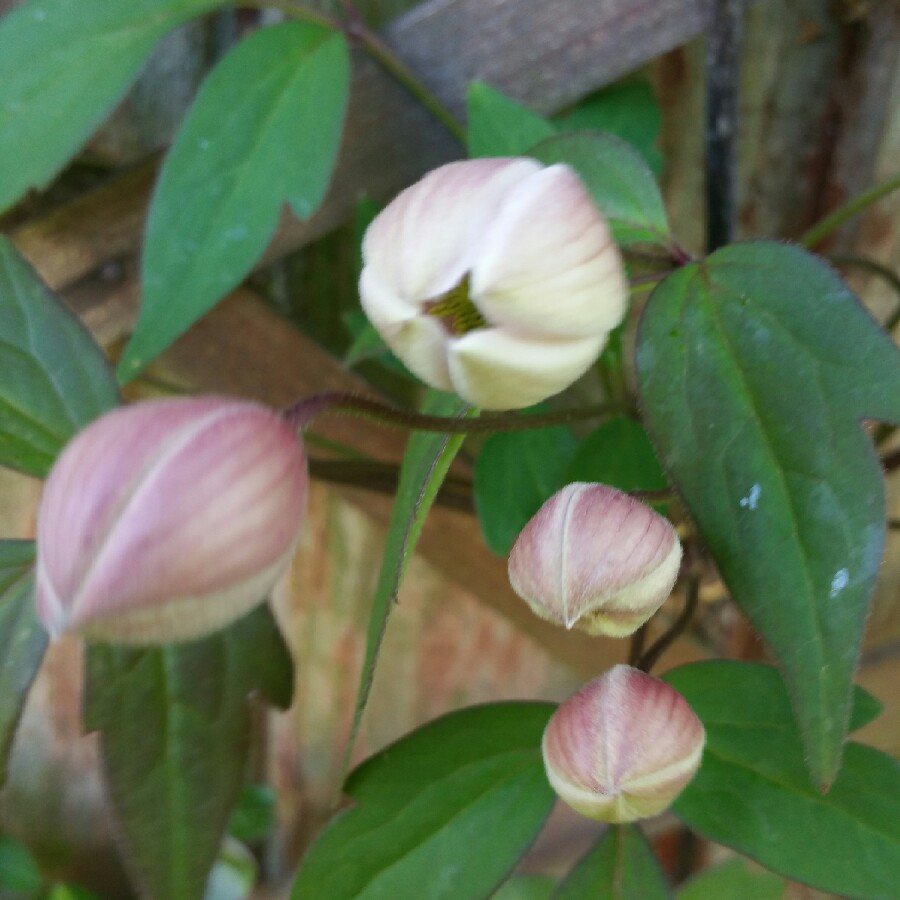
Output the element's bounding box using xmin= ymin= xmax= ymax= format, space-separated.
xmin=359 ymin=158 xmax=627 ymax=410
xmin=36 ymin=397 xmax=307 ymax=645
xmin=508 ymin=483 xmax=681 ymax=637
xmin=543 ymin=665 xmax=705 ymax=822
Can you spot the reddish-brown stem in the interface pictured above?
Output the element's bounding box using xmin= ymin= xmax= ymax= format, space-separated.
xmin=283 ymin=391 xmax=623 ymax=433
xmin=636 ymin=576 xmax=700 ymax=673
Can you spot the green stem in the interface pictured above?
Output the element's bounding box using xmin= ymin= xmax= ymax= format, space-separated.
xmin=799 ymin=172 xmax=900 ymax=249
xmin=345 ymin=14 xmax=466 ymax=144
xmin=308 ymin=457 xmax=474 ymax=511
xmin=630 ymin=275 xmax=667 ymax=296
xmin=236 ymin=0 xmax=465 ymax=143
xmin=828 ymin=254 xmax=900 ymax=306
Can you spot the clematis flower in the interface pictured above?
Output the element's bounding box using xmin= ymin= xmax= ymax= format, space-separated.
xmin=35 ymin=397 xmax=307 ymax=645
xmin=542 ymin=665 xmax=705 ymax=822
xmin=359 ymin=158 xmax=627 ymax=409
xmin=508 ymin=483 xmax=681 ymax=637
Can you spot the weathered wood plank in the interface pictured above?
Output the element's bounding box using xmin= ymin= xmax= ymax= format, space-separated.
xmin=10 ymin=0 xmax=710 ymax=290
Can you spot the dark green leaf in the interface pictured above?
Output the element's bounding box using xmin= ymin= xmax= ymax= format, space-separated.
xmin=467 ymin=82 xmax=556 ymax=158
xmin=676 ymin=858 xmax=786 ymax=900
xmin=637 ymin=243 xmax=900 ymax=787
xmin=228 ymin=603 xmax=294 ymax=711
xmin=0 ymin=540 xmax=35 ymax=595
xmin=666 ymin=661 xmax=900 ymax=899
xmin=228 ymin=785 xmax=276 ymax=843
xmin=0 ymin=540 xmax=47 ymax=785
xmin=529 ymin=132 xmax=669 ymax=247
xmin=554 ymin=825 xmax=670 ymax=899
xmin=344 ymin=313 xmax=392 ymax=366
xmin=554 ymin=80 xmax=662 ymax=176
xmin=84 ymin=605 xmax=293 ymax=900
xmin=565 ymin=416 xmax=667 ymax=491
xmin=0 ymin=833 xmax=43 ymax=891
xmin=0 ymin=238 xmax=119 ymax=476
xmin=46 ymin=885 xmax=104 ymax=900
xmin=119 ymin=21 xmax=350 ymax=380
xmin=0 ymin=0 xmax=226 ymax=214
xmin=293 ymin=702 xmax=556 ymax=899
xmin=342 ymin=392 xmax=473 ymax=780
xmin=475 ymin=424 xmax=577 ymax=555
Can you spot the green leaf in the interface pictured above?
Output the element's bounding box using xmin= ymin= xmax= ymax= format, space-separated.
xmin=0 ymin=540 xmax=47 ymax=785
xmin=293 ymin=702 xmax=556 ymax=899
xmin=228 ymin=602 xmax=294 ymax=712
xmin=529 ymin=132 xmax=669 ymax=247
xmin=0 ymin=539 xmax=35 ymax=595
xmin=0 ymin=833 xmax=43 ymax=892
xmin=467 ymin=82 xmax=556 ymax=158
xmin=637 ymin=242 xmax=900 ymax=788
xmin=475 ymin=424 xmax=577 ymax=555
xmin=564 ymin=416 xmax=668 ymax=491
xmin=46 ymin=887 xmax=104 ymax=900
xmin=676 ymin=858 xmax=786 ymax=900
xmin=554 ymin=80 xmax=663 ymax=176
xmin=665 ymin=661 xmax=900 ymax=899
xmin=228 ymin=785 xmax=276 ymax=844
xmin=553 ymin=825 xmax=670 ymax=899
xmin=118 ymin=21 xmax=350 ymax=380
xmin=83 ymin=605 xmax=293 ymax=900
xmin=0 ymin=0 xmax=226 ymax=214
xmin=342 ymin=392 xmax=473 ymax=778
xmin=0 ymin=238 xmax=120 ymax=476
xmin=344 ymin=313 xmax=392 ymax=366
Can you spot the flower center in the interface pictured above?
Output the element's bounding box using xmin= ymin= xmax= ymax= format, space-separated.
xmin=422 ymin=275 xmax=486 ymax=335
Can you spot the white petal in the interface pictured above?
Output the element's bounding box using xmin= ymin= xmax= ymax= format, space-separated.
xmin=360 ymin=269 xmax=454 ymax=390
xmin=359 ymin=265 xmax=421 ymax=329
xmin=472 ymin=165 xmax=627 ymax=337
xmin=362 ymin=158 xmax=541 ymax=301
xmin=447 ymin=328 xmax=605 ymax=409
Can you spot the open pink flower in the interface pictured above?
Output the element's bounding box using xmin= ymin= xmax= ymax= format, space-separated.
xmin=36 ymin=397 xmax=307 ymax=644
xmin=360 ymin=158 xmax=627 ymax=409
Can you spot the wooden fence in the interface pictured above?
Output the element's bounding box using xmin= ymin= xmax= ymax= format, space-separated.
xmin=1 ymin=0 xmax=897 ymax=894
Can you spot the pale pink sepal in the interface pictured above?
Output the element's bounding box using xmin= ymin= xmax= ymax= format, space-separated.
xmin=36 ymin=397 xmax=307 ymax=645
xmin=508 ymin=483 xmax=681 ymax=637
xmin=542 ymin=665 xmax=705 ymax=822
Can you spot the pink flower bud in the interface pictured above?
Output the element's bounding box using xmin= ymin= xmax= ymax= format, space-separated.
xmin=35 ymin=397 xmax=307 ymax=645
xmin=508 ymin=483 xmax=681 ymax=637
xmin=543 ymin=665 xmax=705 ymax=822
xmin=359 ymin=158 xmax=627 ymax=410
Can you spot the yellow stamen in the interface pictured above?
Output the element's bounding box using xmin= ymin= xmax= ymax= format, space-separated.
xmin=423 ymin=275 xmax=486 ymax=335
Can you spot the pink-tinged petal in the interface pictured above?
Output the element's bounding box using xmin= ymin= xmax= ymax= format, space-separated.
xmin=359 ymin=158 xmax=628 ymax=409
xmin=508 ymin=483 xmax=681 ymax=636
xmin=472 ymin=165 xmax=627 ymax=337
xmin=35 ymin=397 xmax=307 ymax=645
xmin=447 ymin=329 xmax=605 ymax=410
xmin=359 ymin=263 xmax=422 ymax=327
xmin=542 ymin=666 xmax=705 ymax=823
xmin=362 ymin=158 xmax=540 ymax=301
